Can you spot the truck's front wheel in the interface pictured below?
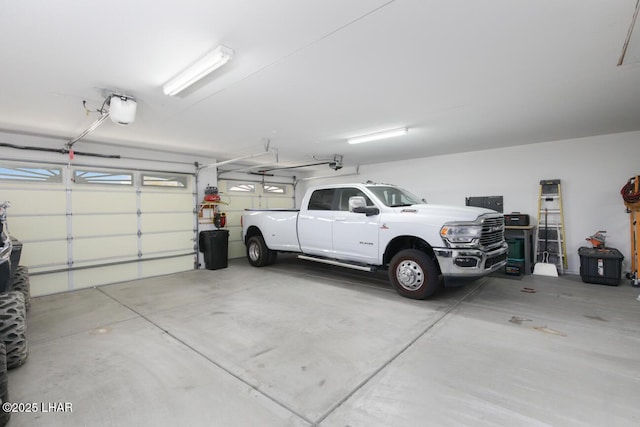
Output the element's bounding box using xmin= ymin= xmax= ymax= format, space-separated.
xmin=247 ymin=235 xmax=275 ymax=267
xmin=389 ymin=249 xmax=440 ymax=299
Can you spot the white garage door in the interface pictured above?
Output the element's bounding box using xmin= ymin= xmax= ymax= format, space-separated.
xmin=218 ymin=179 xmax=295 ymax=259
xmin=0 ymin=162 xmax=196 ymax=296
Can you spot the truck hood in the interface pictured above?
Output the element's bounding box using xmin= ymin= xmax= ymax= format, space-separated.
xmin=393 ymin=204 xmax=499 ymax=223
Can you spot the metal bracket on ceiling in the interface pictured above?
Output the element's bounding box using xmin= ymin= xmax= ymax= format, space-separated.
xmin=618 ymin=0 xmax=640 ymax=66
xmin=298 ymin=164 xmax=360 ymax=182
xmin=262 ymin=138 xmax=279 ymax=163
xmin=66 ymin=91 xmax=136 ymax=150
xmin=197 ymin=145 xmax=278 ymax=171
xmin=313 ymin=153 xmax=343 ymax=162
xmin=66 ymin=112 xmax=111 ymax=150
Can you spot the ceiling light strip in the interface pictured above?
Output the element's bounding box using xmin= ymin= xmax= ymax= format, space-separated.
xmin=347 ymin=127 xmax=408 ymax=144
xmin=162 ymin=45 xmax=234 ymax=96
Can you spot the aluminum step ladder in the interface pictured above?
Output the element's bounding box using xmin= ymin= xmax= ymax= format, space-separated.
xmin=537 ymin=179 xmax=567 ymax=274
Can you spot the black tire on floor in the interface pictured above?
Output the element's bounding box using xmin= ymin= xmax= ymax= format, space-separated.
xmin=0 ymin=291 xmax=28 ymax=369
xmin=267 ymin=250 xmax=278 ymax=265
xmin=389 ymin=249 xmax=441 ymax=299
xmin=246 ymin=235 xmax=274 ymax=267
xmin=0 ymin=342 xmax=9 ymax=427
xmin=10 ymin=265 xmax=30 ymax=311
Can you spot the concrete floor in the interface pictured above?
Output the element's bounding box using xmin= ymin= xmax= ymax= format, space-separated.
xmin=7 ymin=255 xmax=640 ymax=426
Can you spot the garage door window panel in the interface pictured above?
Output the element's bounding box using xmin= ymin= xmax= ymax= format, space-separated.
xmin=0 ymin=166 xmax=62 ymax=183
xmin=142 ymin=173 xmax=188 ymax=188
xmin=263 ymin=184 xmax=286 ymax=194
xmin=74 ymin=170 xmax=133 ymax=185
xmin=228 ymin=183 xmax=255 ymax=193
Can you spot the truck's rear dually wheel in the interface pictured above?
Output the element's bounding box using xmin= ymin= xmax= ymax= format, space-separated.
xmin=389 ymin=249 xmax=440 ymax=299
xmin=246 ymin=235 xmax=276 ymax=267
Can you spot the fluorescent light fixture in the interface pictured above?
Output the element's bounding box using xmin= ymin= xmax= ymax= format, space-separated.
xmin=162 ymin=45 xmax=234 ymax=96
xmin=347 ymin=127 xmax=408 ymax=144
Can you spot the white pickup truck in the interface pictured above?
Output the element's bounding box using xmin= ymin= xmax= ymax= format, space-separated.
xmin=242 ymin=182 xmax=508 ymax=299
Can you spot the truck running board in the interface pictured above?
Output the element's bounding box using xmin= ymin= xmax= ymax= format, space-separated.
xmin=297 ymin=255 xmax=375 ymax=272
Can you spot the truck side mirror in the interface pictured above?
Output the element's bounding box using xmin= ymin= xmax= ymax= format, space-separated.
xmin=349 ymin=196 xmax=380 ymax=216
xmin=349 ymin=196 xmax=366 ymax=211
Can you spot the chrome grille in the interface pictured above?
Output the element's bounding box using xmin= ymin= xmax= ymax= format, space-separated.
xmin=479 ymin=216 xmax=504 ymax=249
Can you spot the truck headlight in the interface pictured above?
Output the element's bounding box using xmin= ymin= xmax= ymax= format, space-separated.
xmin=440 ymin=224 xmax=482 ymax=246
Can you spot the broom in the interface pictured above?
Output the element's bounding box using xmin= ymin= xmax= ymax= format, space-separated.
xmin=533 ymin=208 xmax=558 ymax=277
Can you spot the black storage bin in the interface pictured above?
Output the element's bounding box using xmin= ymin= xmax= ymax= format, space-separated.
xmin=199 ymin=230 xmax=229 ymax=270
xmin=578 ymin=247 xmax=624 ymax=286
xmin=504 ymin=212 xmax=530 ymax=226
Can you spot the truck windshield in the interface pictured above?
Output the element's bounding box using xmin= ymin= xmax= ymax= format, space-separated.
xmin=367 ymin=186 xmax=422 ymax=207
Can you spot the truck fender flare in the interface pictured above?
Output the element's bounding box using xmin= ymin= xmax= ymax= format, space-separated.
xmin=244 ymin=225 xmax=264 ymax=244
xmin=383 ymin=235 xmax=440 ymax=274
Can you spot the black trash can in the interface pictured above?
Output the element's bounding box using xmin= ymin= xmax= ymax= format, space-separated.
xmin=199 ymin=230 xmax=229 ymax=270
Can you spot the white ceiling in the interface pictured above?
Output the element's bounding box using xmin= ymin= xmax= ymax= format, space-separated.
xmin=1 ymin=0 xmax=639 ymax=170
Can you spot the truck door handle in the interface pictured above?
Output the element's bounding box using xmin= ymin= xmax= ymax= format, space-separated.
xmin=334 ymin=217 xmax=346 ymax=221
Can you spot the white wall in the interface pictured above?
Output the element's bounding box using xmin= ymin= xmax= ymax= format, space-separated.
xmin=301 ymin=131 xmax=640 ymax=275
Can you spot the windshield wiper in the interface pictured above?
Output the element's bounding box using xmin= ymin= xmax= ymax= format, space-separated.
xmin=390 ymin=203 xmax=414 ymax=207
